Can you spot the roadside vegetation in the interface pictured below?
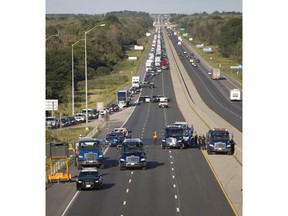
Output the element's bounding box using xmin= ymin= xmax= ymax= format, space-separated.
xmin=46 ymin=11 xmax=153 ymax=143
xmin=171 ymin=11 xmax=242 ymax=83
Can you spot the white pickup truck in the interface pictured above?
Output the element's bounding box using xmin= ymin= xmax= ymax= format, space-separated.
xmin=159 ymin=97 xmax=168 ymax=108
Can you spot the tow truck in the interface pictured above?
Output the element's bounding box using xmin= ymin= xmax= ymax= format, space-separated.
xmin=206 ymin=128 xmax=236 ymax=155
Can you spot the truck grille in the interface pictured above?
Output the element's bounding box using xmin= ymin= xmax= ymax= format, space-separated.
xmin=126 ymin=156 xmax=139 ymax=163
xmin=214 ymin=142 xmax=226 ymax=148
xmin=167 ymin=138 xmax=176 ymax=144
xmin=84 ymin=153 xmax=97 ymax=160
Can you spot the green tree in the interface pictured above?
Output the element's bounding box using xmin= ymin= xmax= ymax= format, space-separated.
xmin=218 ymin=18 xmax=242 ymax=57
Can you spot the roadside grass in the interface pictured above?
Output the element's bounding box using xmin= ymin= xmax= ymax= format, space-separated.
xmin=46 ymin=35 xmax=150 ymax=145
xmin=183 ymin=40 xmax=242 ymax=84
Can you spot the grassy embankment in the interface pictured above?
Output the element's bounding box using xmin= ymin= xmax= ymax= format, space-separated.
xmin=182 ymin=38 xmax=242 ymax=84
xmin=46 ymin=36 xmax=150 ymax=145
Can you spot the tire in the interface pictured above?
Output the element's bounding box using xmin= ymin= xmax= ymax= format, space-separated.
xmin=227 ymin=151 xmax=233 ymax=155
xmin=162 ymin=145 xmax=165 ymax=149
xmin=207 ymin=149 xmax=212 ymax=155
xmin=76 ymin=162 xmax=81 ymax=170
xmin=100 ymin=163 xmax=105 ymax=169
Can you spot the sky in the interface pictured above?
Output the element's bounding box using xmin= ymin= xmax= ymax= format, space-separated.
xmin=46 ymin=0 xmax=242 ymax=14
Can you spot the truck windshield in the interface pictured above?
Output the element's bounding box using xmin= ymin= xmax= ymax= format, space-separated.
xmin=211 ymin=132 xmax=229 ymax=140
xmin=122 ymin=144 xmax=144 ymax=153
xmin=165 ymin=128 xmax=183 ymax=137
xmin=79 ymin=141 xmax=101 ymax=150
xmin=79 ymin=171 xmax=99 ymax=178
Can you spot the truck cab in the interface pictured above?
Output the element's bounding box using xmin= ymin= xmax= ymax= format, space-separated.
xmin=119 ymin=138 xmax=147 ymax=170
xmin=161 ymin=125 xmax=187 ymax=149
xmin=173 ymin=121 xmax=194 ymax=147
xmin=74 ymin=137 xmax=105 ymax=169
xmin=206 ymin=128 xmax=235 ymax=155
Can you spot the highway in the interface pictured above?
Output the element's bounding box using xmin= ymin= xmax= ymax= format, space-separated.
xmin=168 ymin=29 xmax=242 ymax=132
xmin=46 ymin=25 xmax=241 ymax=216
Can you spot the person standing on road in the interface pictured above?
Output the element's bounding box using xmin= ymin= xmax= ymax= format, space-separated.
xmin=201 ymin=135 xmax=206 ymax=150
xmin=153 ymin=131 xmax=158 ymax=144
xmin=198 ymin=134 xmax=202 ymax=149
xmin=194 ymin=132 xmax=198 ymax=147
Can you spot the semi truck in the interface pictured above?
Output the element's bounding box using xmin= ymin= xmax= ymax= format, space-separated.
xmin=161 ymin=60 xmax=169 ymax=70
xmin=230 ymin=89 xmax=241 ymax=101
xmin=211 ymin=68 xmax=221 ymax=80
xmin=74 ymin=137 xmax=105 ymax=170
xmin=206 ymin=128 xmax=235 ymax=155
xmin=119 ymin=138 xmax=147 ymax=170
xmin=116 ymin=90 xmax=129 ymax=109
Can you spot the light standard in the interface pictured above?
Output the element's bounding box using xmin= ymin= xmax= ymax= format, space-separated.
xmin=71 ymin=39 xmax=84 ymax=116
xmin=84 ymin=24 xmax=105 ymax=130
xmin=46 ymin=30 xmax=59 ymax=50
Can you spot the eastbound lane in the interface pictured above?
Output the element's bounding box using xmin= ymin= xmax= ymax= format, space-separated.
xmin=168 ymin=32 xmax=242 ymax=132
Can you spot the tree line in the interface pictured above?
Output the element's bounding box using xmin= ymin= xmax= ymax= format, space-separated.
xmin=46 ymin=12 xmax=153 ymax=103
xmin=171 ymin=12 xmax=242 ymax=61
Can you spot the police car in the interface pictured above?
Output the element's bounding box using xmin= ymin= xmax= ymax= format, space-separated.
xmin=76 ymin=168 xmax=103 ymax=190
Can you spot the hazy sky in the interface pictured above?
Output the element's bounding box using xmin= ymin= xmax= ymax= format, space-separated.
xmin=46 ymin=0 xmax=242 ymax=14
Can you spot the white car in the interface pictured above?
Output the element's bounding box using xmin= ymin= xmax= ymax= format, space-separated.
xmin=74 ymin=113 xmax=86 ymax=122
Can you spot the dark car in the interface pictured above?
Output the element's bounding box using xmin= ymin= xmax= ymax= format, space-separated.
xmin=105 ymin=132 xmax=124 ymax=147
xmin=60 ymin=117 xmax=70 ymax=127
xmin=109 ymin=104 xmax=119 ymax=112
xmin=67 ymin=116 xmax=77 ymax=125
xmin=76 ymin=168 xmax=103 ymax=190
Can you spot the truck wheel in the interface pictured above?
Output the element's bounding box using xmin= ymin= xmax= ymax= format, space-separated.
xmin=207 ymin=149 xmax=212 ymax=155
xmin=76 ymin=162 xmax=81 ymax=170
xmin=100 ymin=163 xmax=105 ymax=169
xmin=162 ymin=145 xmax=165 ymax=149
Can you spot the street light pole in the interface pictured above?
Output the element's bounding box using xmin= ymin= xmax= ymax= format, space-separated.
xmin=84 ymin=24 xmax=105 ymax=130
xmin=46 ymin=30 xmax=60 ymax=50
xmin=72 ymin=39 xmax=84 ymax=116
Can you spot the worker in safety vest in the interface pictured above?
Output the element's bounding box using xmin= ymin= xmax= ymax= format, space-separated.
xmin=153 ymin=131 xmax=158 ymax=144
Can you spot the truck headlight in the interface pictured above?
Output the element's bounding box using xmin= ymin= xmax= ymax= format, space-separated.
xmin=177 ymin=140 xmax=182 ymax=143
xmin=227 ymin=144 xmax=231 ymax=147
xmin=77 ymin=180 xmax=82 ymax=183
xmin=162 ymin=139 xmax=166 ymax=142
xmin=120 ymin=158 xmax=125 ymax=162
xmin=78 ymin=155 xmax=83 ymax=158
xmin=140 ymin=158 xmax=146 ymax=162
xmin=209 ymin=143 xmax=214 ymax=147
xmin=99 ymin=155 xmax=103 ymax=158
